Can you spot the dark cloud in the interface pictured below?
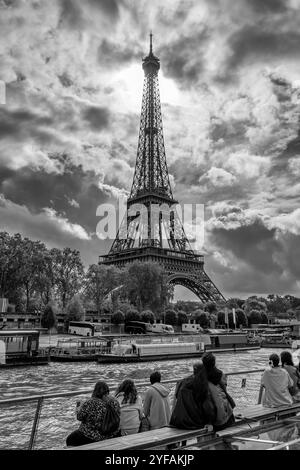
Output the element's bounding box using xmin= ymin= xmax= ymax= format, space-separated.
xmin=210 ymin=219 xmax=282 ymax=274
xmin=269 ymin=74 xmax=292 ymax=103
xmin=0 ymin=108 xmax=54 ymax=143
xmin=159 ymin=30 xmax=208 ymax=86
xmin=58 ymin=0 xmax=122 ymax=29
xmin=0 ymin=158 xmax=109 ymax=232
xmin=228 ymin=28 xmax=300 ymax=72
xmin=244 ymin=0 xmax=288 ymax=14
xmin=82 ymin=106 xmax=110 ymax=131
xmin=58 ymin=73 xmax=73 ymax=88
xmin=97 ymin=39 xmax=142 ymax=68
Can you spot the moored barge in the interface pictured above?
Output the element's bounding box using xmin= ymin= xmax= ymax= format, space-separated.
xmin=97 ymin=340 xmax=205 ymax=363
xmin=0 ymin=330 xmax=49 ymax=367
xmin=49 ymin=337 xmax=109 ymax=361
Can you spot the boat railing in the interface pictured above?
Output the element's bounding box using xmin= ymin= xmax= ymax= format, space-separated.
xmin=0 ymin=368 xmax=265 ymax=451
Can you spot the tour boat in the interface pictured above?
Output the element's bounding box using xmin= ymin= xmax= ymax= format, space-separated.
xmin=259 ymin=332 xmax=292 ymax=348
xmin=204 ymin=331 xmax=261 ymax=352
xmin=49 ymin=337 xmax=109 ymax=362
xmin=97 ymin=340 xmax=205 ymax=363
xmin=97 ymin=332 xmax=260 ymax=363
xmin=0 ymin=330 xmax=49 ymax=367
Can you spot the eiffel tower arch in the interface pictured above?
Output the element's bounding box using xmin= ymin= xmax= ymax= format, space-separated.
xmin=99 ymin=34 xmax=225 ymax=304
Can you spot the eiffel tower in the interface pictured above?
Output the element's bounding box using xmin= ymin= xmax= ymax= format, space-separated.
xmin=99 ymin=34 xmax=225 ymax=303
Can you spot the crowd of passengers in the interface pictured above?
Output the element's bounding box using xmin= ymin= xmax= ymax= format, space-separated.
xmin=66 ymin=351 xmax=300 ymax=447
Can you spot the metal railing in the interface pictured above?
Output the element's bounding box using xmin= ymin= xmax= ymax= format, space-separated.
xmin=0 ymin=368 xmax=265 ymax=450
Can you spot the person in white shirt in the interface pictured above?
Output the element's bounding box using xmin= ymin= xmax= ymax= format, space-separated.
xmin=115 ymin=379 xmax=143 ymax=435
xmin=261 ymin=353 xmax=293 ymax=408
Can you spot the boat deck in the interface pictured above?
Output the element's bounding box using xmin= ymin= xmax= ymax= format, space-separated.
xmin=69 ymin=402 xmax=300 ymax=451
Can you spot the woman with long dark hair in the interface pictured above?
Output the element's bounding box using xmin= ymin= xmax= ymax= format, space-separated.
xmin=170 ymin=363 xmax=216 ymax=429
xmin=281 ymin=351 xmax=300 ymax=401
xmin=202 ymin=352 xmax=235 ymax=431
xmin=115 ymin=379 xmax=143 ymax=435
xmin=66 ymin=381 xmax=120 ymax=447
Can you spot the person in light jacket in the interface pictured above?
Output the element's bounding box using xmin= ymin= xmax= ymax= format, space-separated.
xmin=115 ymin=379 xmax=143 ymax=435
xmin=261 ymin=353 xmax=293 ymax=407
xmin=143 ymin=371 xmax=171 ymax=430
xmin=280 ymin=351 xmax=300 ymax=402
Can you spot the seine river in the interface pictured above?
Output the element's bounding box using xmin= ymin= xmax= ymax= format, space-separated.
xmin=0 ymin=340 xmax=288 ymax=450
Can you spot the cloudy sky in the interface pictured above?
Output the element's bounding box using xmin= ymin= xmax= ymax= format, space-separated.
xmin=1 ymin=0 xmax=300 ymax=300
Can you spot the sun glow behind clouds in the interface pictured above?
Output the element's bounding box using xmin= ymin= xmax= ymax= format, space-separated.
xmin=115 ymin=63 xmax=182 ymax=112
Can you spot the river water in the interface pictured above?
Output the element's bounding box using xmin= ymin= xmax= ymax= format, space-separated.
xmin=0 ymin=339 xmax=288 ymax=450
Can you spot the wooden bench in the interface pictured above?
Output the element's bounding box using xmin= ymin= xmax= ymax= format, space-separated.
xmin=68 ymin=402 xmax=300 ymax=451
xmin=69 ymin=426 xmax=214 ymax=451
xmin=233 ymin=402 xmax=300 ymax=424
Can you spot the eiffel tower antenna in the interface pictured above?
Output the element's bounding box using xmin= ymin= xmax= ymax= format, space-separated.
xmin=99 ymin=36 xmax=225 ymax=303
xmin=150 ymin=30 xmax=153 ymax=54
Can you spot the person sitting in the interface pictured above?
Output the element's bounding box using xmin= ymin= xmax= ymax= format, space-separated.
xmin=170 ymin=363 xmax=216 ymax=430
xmin=280 ymin=351 xmax=300 ymax=402
xmin=143 ymin=371 xmax=171 ymax=430
xmin=66 ymin=381 xmax=120 ymax=447
xmin=172 ymin=362 xmax=203 ymax=411
xmin=202 ymin=352 xmax=235 ymax=431
xmin=261 ymin=353 xmax=293 ymax=408
xmin=115 ymin=379 xmax=143 ymax=435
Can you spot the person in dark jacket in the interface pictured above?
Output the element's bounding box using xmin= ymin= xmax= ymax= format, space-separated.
xmin=172 ymin=362 xmax=202 ymax=410
xmin=202 ymin=352 xmax=235 ymax=431
xmin=170 ymin=363 xmax=216 ymax=429
xmin=66 ymin=381 xmax=120 ymax=447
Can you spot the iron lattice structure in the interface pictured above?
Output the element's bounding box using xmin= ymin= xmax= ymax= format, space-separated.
xmin=100 ymin=35 xmax=225 ymax=302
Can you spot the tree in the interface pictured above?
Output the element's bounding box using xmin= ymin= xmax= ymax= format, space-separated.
xmin=0 ymin=232 xmax=24 ymax=300
xmin=41 ymin=303 xmax=57 ymax=330
xmin=65 ymin=295 xmax=85 ymax=322
xmin=244 ymin=297 xmax=267 ymax=315
xmin=111 ymin=311 xmax=125 ymax=325
xmin=165 ymin=310 xmax=177 ymax=325
xmin=84 ymin=264 xmax=123 ymax=314
xmin=51 ymin=248 xmax=84 ymax=310
xmin=248 ymin=309 xmax=262 ymax=326
xmin=204 ymin=301 xmax=217 ymax=314
xmin=140 ymin=310 xmax=155 ymax=324
xmin=217 ymin=311 xmax=225 ymax=326
xmin=125 ymin=309 xmax=140 ymax=322
xmin=177 ymin=311 xmax=188 ymax=326
xmin=226 ymin=298 xmax=245 ymax=309
xmin=18 ymin=238 xmax=49 ymax=312
xmin=191 ymin=309 xmax=205 ymax=321
xmin=197 ymin=312 xmax=209 ymax=328
xmin=235 ymin=308 xmax=248 ymax=327
xmin=266 ymin=295 xmax=290 ymax=315
xmin=123 ymin=262 xmax=169 ymax=312
xmin=260 ymin=311 xmax=269 ymax=324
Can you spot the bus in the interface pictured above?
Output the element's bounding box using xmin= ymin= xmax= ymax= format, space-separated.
xmin=68 ymin=321 xmax=95 ymax=337
xmin=124 ymin=321 xmax=152 ymax=334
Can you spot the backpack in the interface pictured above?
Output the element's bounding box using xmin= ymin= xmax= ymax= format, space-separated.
xmin=100 ymin=399 xmax=120 ymax=436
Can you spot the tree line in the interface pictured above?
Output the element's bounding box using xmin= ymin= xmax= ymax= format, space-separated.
xmin=1 ymin=231 xmax=300 ymax=329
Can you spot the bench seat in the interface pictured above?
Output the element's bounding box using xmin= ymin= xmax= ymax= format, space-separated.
xmin=68 ymin=402 xmax=300 ymax=451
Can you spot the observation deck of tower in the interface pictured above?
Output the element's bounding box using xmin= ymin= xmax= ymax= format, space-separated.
xmin=99 ymin=35 xmax=225 ymax=303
